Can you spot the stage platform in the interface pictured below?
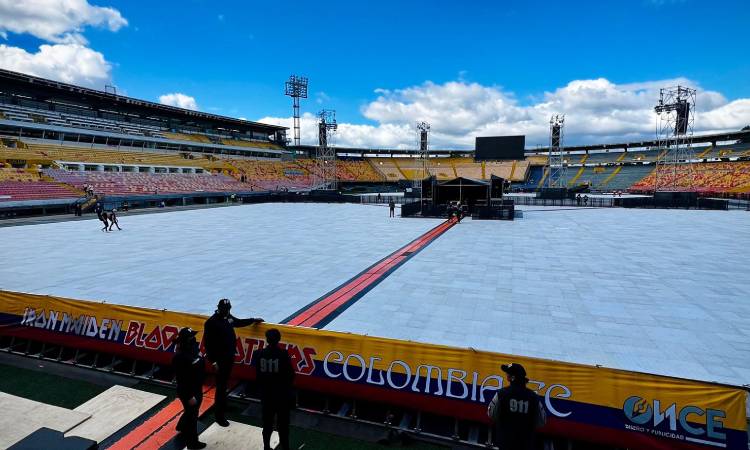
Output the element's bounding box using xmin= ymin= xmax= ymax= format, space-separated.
xmin=1 ymin=203 xmax=749 ymax=387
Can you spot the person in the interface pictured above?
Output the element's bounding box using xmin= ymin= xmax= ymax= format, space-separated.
xmin=388 ymin=199 xmax=395 ymax=218
xmin=576 ymin=194 xmax=582 ymax=206
xmin=108 ymin=209 xmax=121 ymax=231
xmin=203 ymin=298 xmax=264 ymax=426
xmin=487 ymin=363 xmax=546 ymax=450
xmin=583 ymin=194 xmax=589 ymax=206
xmin=99 ymin=208 xmax=109 ymax=232
xmin=376 ymin=193 xmax=382 ymax=203
xmin=94 ymin=202 xmax=103 ymax=219
xmin=254 ymin=328 xmax=295 ymax=450
xmin=122 ymin=200 xmax=129 ymax=212
xmin=172 ymin=327 xmax=207 ymax=449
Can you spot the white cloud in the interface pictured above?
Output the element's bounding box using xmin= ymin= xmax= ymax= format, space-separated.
xmin=260 ymin=78 xmax=750 ymax=149
xmin=0 ymin=0 xmax=125 ymax=88
xmin=0 ymin=0 xmax=127 ymax=44
xmin=0 ymin=43 xmax=111 ymax=88
xmin=159 ymin=93 xmax=199 ymax=111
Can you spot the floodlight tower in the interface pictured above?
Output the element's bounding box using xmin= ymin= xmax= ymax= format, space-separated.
xmin=284 ymin=75 xmax=308 ymax=147
xmin=654 ymin=86 xmax=696 ymax=191
xmin=547 ymin=114 xmax=566 ymax=188
xmin=316 ymin=109 xmax=338 ymax=190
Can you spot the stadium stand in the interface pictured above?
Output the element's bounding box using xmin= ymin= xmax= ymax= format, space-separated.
xmin=228 ymin=158 xmax=314 ymax=190
xmin=44 ymin=169 xmax=248 ymax=196
xmin=161 ymin=132 xmax=212 ymax=143
xmin=336 ymin=159 xmax=384 ymax=182
xmin=0 ymin=181 xmax=81 ymax=202
xmin=221 ymin=139 xmax=284 ymax=150
xmin=0 ymin=141 xmax=231 ymax=172
xmin=424 ymin=159 xmax=455 ymax=180
xmin=0 ymin=168 xmax=82 ymax=202
xmin=452 ymin=158 xmax=484 ymax=179
xmin=370 ymin=159 xmax=404 ymax=181
xmin=630 ymin=162 xmax=750 ymax=193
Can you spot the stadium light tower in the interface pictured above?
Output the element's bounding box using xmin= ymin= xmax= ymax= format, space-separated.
xmin=547 ymin=114 xmax=566 ymax=188
xmin=654 ymin=85 xmax=697 ymax=192
xmin=284 ymin=75 xmax=308 ymax=147
xmin=316 ymin=109 xmax=338 ymax=190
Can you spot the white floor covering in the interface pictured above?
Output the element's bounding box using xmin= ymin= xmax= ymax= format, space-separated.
xmin=2 ymin=204 xmax=749 ymax=386
xmin=327 ymin=207 xmax=750 ymax=387
xmin=0 ymin=203 xmax=440 ymax=321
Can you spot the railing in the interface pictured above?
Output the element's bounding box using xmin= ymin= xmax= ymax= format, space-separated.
xmin=507 ymin=194 xmax=748 ymax=211
xmin=508 ymin=195 xmax=615 ymax=208
xmin=359 ymin=194 xmax=408 ymax=205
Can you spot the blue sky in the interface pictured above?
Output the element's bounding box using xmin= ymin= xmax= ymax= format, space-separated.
xmin=1 ymin=0 xmax=749 ymax=147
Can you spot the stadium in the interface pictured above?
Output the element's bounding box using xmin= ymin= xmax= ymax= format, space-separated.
xmin=0 ymin=3 xmax=750 ymax=449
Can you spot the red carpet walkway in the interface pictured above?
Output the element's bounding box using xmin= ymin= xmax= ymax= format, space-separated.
xmin=282 ymin=217 xmax=457 ymax=328
xmin=107 ymin=385 xmax=216 ymax=450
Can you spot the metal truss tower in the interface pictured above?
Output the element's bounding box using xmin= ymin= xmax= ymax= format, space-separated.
xmin=547 ymin=114 xmax=566 ymax=188
xmin=654 ymin=86 xmax=697 ymax=191
xmin=415 ymin=121 xmax=430 ymax=188
xmin=316 ymin=109 xmax=338 ymax=190
xmin=284 ymin=75 xmax=308 ymax=147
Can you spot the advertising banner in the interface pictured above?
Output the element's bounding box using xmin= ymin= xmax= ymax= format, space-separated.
xmin=0 ymin=290 xmax=746 ymax=450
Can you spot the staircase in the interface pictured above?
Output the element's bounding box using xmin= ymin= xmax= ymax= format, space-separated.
xmin=697 ymin=146 xmax=713 ymax=159
xmin=600 ymin=166 xmax=622 ymax=188
xmin=568 ymin=166 xmax=586 ymax=186
xmin=392 ymin=159 xmax=409 ymax=180
xmin=77 ymin=195 xmax=100 ymax=213
xmin=536 ymin=168 xmax=549 ymax=189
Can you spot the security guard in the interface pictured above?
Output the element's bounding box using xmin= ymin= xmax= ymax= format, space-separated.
xmin=172 ymin=327 xmax=207 ymax=450
xmin=253 ymin=328 xmax=295 ymax=450
xmin=203 ymin=298 xmax=263 ymax=426
xmin=487 ymin=363 xmax=546 ymax=450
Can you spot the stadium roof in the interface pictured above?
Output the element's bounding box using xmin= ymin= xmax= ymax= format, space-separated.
xmin=0 ymin=68 xmax=286 ymax=133
xmin=296 ymin=129 xmax=750 ymax=157
xmin=528 ymin=129 xmax=750 ymax=153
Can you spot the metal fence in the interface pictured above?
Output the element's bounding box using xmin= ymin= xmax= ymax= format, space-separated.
xmin=507 ymin=195 xmax=750 ymax=211
xmin=508 ymin=196 xmax=616 ymax=208
xmin=359 ymin=194 xmax=409 ymax=205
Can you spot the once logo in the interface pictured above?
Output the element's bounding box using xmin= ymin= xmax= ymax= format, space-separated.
xmin=623 ymin=396 xmax=727 ymax=443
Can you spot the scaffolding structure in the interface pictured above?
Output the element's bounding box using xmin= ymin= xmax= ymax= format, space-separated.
xmin=316 ymin=109 xmax=338 ymax=190
xmin=654 ymin=85 xmax=697 ymax=191
xmin=547 ymin=114 xmax=566 ymax=188
xmin=415 ymin=121 xmax=430 ymax=190
xmin=284 ymin=75 xmax=308 ymax=147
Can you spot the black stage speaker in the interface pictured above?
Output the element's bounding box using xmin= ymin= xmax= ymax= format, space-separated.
xmin=421 ymin=176 xmax=436 ymax=199
xmin=490 ymin=176 xmax=505 ymax=198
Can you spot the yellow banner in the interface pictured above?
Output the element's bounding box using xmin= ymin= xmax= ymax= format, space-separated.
xmin=0 ymin=290 xmax=746 ymax=449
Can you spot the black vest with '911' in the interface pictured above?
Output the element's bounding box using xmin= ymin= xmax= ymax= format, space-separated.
xmin=253 ymin=344 xmax=295 ymax=401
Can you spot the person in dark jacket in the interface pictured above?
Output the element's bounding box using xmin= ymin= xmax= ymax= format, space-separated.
xmin=253 ymin=328 xmax=295 ymax=450
xmin=108 ymin=209 xmax=121 ymax=231
xmin=172 ymin=327 xmax=207 ymax=449
xmin=203 ymin=298 xmax=263 ymax=426
xmin=388 ymin=199 xmax=395 ymax=217
xmin=487 ymin=363 xmax=546 ymax=450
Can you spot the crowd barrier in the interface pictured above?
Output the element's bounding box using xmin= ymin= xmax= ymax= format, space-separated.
xmin=0 ymin=290 xmax=747 ymax=450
